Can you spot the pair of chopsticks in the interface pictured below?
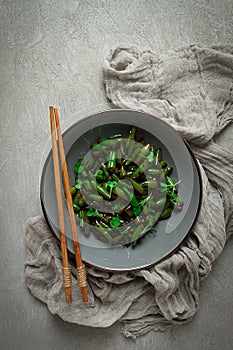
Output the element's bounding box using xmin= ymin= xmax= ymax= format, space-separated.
xmin=49 ymin=106 xmax=88 ymax=303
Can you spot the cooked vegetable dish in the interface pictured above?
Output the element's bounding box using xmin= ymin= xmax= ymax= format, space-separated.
xmin=71 ymin=126 xmax=182 ymax=246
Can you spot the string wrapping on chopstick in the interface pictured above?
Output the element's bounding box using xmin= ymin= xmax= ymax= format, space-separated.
xmin=76 ymin=264 xmax=87 ymax=289
xmin=62 ymin=267 xmax=72 ymax=288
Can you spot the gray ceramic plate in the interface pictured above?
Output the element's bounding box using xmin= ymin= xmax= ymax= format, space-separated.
xmin=40 ymin=109 xmax=202 ymax=271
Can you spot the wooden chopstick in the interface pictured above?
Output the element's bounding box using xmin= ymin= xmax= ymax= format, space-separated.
xmin=49 ymin=106 xmax=72 ymax=303
xmin=53 ymin=107 xmax=88 ymax=302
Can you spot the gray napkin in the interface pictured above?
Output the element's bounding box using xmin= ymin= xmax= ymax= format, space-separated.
xmin=25 ymin=45 xmax=233 ymax=338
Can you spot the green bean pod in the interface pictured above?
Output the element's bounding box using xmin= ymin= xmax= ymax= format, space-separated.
xmin=141 ymin=179 xmax=158 ymax=189
xmin=100 ymin=215 xmax=111 ymax=225
xmin=71 ymin=186 xmax=77 ymax=196
xmin=132 ymin=161 xmax=150 ymax=179
xmin=113 ymin=186 xmax=130 ymax=201
xmin=97 ymin=137 xmax=107 ymax=143
xmin=140 ymin=144 xmax=151 ymax=157
xmin=160 ymin=160 xmax=167 ymax=169
xmin=83 ymin=180 xmax=92 ymax=191
xmin=96 ymin=223 xmax=114 ymax=241
xmin=101 ymin=163 xmax=109 ymax=178
xmin=95 ymin=169 xmax=104 ymax=181
xmin=107 ymin=150 xmax=116 ymax=170
xmin=163 ymin=166 xmax=173 ymax=176
xmin=109 ymin=133 xmax=122 ymax=139
xmin=86 ymin=156 xmax=95 ymax=168
xmin=128 ymin=126 xmax=136 ymax=140
xmin=154 ymin=148 xmax=162 ymax=164
xmin=112 ymin=173 xmax=120 ymax=182
xmin=95 ymin=182 xmax=111 ymax=200
xmin=123 ymin=159 xmax=132 ymax=167
xmin=131 ymin=225 xmax=144 ymax=245
xmin=73 ymin=200 xmax=80 ymax=212
xmin=120 ymin=165 xmax=127 ymax=177
xmin=98 ymin=219 xmax=109 ymax=229
xmin=89 ymin=193 xmax=102 ymax=202
xmin=155 ymin=197 xmax=166 ymax=207
xmin=79 ymin=210 xmax=85 ymax=227
xmin=126 ymin=171 xmax=134 ymax=177
xmin=116 ymin=148 xmax=122 ymax=162
xmin=134 ymin=144 xmax=150 ymax=164
xmin=123 ymin=205 xmax=134 ymax=219
xmin=78 ymin=197 xmax=86 ymax=208
xmin=159 ymin=208 xmax=172 ymax=219
xmin=147 ymin=168 xmax=162 ymax=176
xmin=84 ymin=223 xmax=91 ymax=237
xmin=128 ymin=178 xmax=145 ymax=195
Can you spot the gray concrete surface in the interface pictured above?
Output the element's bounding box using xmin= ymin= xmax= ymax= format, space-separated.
xmin=0 ymin=1 xmax=233 ymax=349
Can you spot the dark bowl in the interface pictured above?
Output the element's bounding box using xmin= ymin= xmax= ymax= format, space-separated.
xmin=40 ymin=109 xmax=202 ymax=271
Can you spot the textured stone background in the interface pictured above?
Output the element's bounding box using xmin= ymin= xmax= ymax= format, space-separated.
xmin=0 ymin=1 xmax=233 ymax=349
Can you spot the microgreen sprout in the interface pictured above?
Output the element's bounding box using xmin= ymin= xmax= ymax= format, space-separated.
xmin=106 ymin=180 xmax=117 ymax=196
xmin=87 ymin=207 xmax=102 ymax=218
xmin=74 ymin=159 xmax=84 ymax=174
xmin=110 ymin=217 xmax=121 ymax=228
xmin=160 ymin=178 xmax=183 ymax=206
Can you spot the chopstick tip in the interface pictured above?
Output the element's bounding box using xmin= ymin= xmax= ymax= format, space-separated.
xmin=66 ymin=288 xmax=72 ymax=303
xmin=81 ymin=288 xmax=88 ymax=302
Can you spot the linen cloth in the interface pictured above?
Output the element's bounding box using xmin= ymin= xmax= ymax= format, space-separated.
xmin=25 ymin=45 xmax=233 ymax=338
